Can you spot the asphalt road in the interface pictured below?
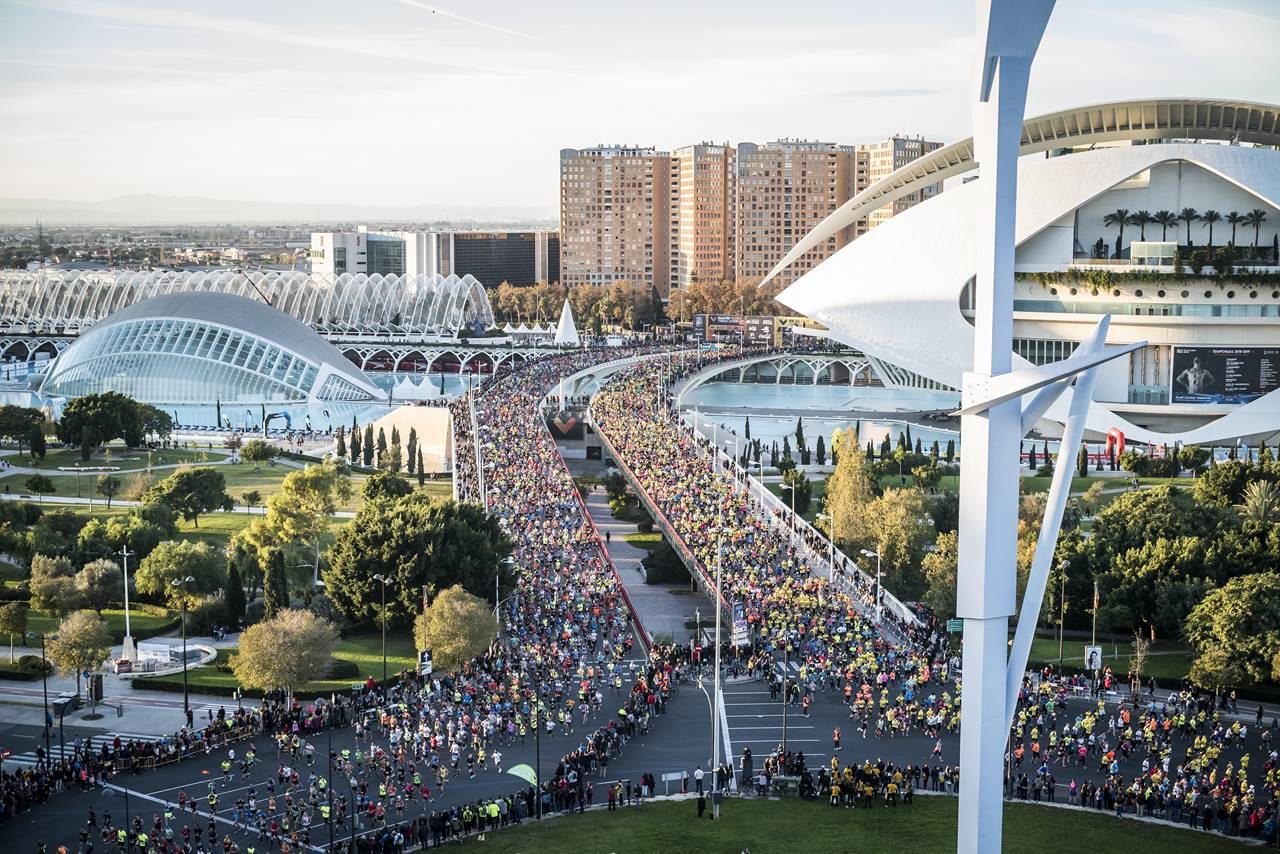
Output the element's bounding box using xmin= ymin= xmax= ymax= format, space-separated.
xmin=2 ymin=661 xmax=1270 ymax=851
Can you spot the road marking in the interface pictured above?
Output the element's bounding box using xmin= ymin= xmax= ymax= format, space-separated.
xmin=727 ymin=725 xmax=815 ymax=730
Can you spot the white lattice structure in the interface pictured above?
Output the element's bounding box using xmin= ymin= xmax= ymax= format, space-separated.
xmin=0 ymin=269 xmax=496 ymax=340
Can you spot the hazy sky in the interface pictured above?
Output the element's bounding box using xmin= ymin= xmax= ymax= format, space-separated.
xmin=1 ymin=0 xmax=1276 ymax=209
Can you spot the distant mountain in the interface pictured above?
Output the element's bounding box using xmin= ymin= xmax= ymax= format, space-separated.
xmin=0 ymin=194 xmax=558 ymax=225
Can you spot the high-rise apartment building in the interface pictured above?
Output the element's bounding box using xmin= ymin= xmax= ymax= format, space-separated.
xmin=862 ymin=135 xmax=944 ymax=229
xmin=734 ymin=140 xmax=864 ymax=285
xmin=559 ymin=146 xmax=671 ymax=295
xmin=670 ymin=143 xmax=735 ymax=290
xmin=558 ymin=134 xmax=943 ymax=294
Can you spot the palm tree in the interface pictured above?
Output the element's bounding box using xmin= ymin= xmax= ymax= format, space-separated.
xmin=1200 ymin=210 xmax=1222 ymax=248
xmin=1127 ymin=210 xmax=1152 ymax=241
xmin=1177 ymin=207 xmax=1199 ymax=246
xmin=1225 ymin=211 xmax=1243 ymax=246
xmin=1243 ymin=208 xmax=1268 ymax=248
xmin=1152 ymin=210 xmax=1178 ymax=241
xmin=1237 ymin=480 xmax=1278 ymax=526
xmin=1102 ymin=208 xmax=1130 ymax=259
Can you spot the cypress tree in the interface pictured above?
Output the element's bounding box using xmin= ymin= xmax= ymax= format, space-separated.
xmin=29 ymin=425 xmax=46 ymax=461
xmin=263 ymin=548 xmax=289 ymax=618
xmin=363 ymin=424 xmax=375 ymax=466
xmin=930 ymin=440 xmax=940 ymax=463
xmin=350 ymin=425 xmax=361 ymax=462
xmin=224 ymin=561 xmax=246 ymax=623
xmin=335 ymin=426 xmax=346 ymax=459
xmin=406 ymin=427 xmax=418 ymax=474
xmin=815 ymin=435 xmax=826 ymax=466
xmin=1077 ymin=445 xmax=1089 ymax=478
xmin=416 ymin=448 xmax=426 ymax=486
xmin=945 ymin=439 xmax=955 ymax=463
xmin=866 ymin=440 xmax=874 ymax=461
xmin=914 ymin=437 xmax=922 ymax=455
xmin=376 ymin=427 xmax=388 ymax=457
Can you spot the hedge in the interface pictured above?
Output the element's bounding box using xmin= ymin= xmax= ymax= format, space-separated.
xmin=0 ymin=653 xmax=53 ymax=681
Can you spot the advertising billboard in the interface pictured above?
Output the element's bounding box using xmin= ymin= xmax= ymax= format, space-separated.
xmin=1170 ymin=346 xmax=1279 ymax=405
xmin=692 ymin=314 xmax=775 ymax=346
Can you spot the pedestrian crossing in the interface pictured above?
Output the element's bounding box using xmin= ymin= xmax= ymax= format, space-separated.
xmin=2 ymin=731 xmax=160 ymax=770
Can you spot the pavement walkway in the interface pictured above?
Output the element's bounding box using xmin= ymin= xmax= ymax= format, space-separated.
xmin=583 ymin=489 xmax=710 ymax=645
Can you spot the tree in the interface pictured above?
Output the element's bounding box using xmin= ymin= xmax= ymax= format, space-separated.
xmin=79 ymin=425 xmax=96 ymax=462
xmin=1238 ymin=480 xmax=1279 ymax=526
xmin=363 ymin=470 xmax=412 ymax=502
xmin=417 ymin=449 xmax=426 ymax=486
xmin=75 ymin=559 xmax=121 ymax=615
xmin=46 ymin=610 xmax=112 ymax=695
xmin=375 ymin=427 xmax=388 ymax=465
xmin=0 ymin=405 xmax=44 ymax=458
xmin=350 ymin=425 xmax=362 ymax=463
xmin=24 ymin=474 xmax=54 ymax=504
xmin=1185 ymin=572 xmax=1280 ymax=689
xmin=262 ymin=547 xmax=290 ymax=618
xmin=1199 ymin=209 xmax=1222 ymax=249
xmin=133 ymin=540 xmax=222 ymax=607
xmin=262 ymin=461 xmax=350 ymax=583
xmin=1242 ymin=208 xmax=1267 ymax=248
xmin=864 ymin=487 xmax=933 ymax=598
xmin=1177 ymin=207 xmax=1199 ymax=245
xmin=406 ymin=427 xmax=418 ymax=475
xmin=1194 ymin=459 xmax=1262 ymax=507
xmin=362 ymin=424 xmax=374 ymax=467
xmin=1225 ymin=210 xmax=1243 ymax=246
xmin=781 ymin=467 xmax=811 ymax=515
xmin=324 ymin=494 xmax=512 ymax=628
xmin=28 ymin=424 xmax=46 ymax=461
xmin=0 ymin=601 xmax=28 ymax=661
xmin=230 ymin=609 xmax=338 ymax=698
xmin=1152 ymin=210 xmax=1178 ymax=241
xmin=911 ymin=463 xmax=942 ymax=493
xmin=29 ymin=555 xmax=80 ymax=618
xmin=335 ymin=427 xmax=347 ymax=460
xmin=413 ymin=585 xmax=496 ymax=673
xmin=242 ymin=489 xmax=262 ymax=515
xmin=240 ymin=439 xmax=278 ymax=471
xmin=921 ymin=530 xmax=958 ymax=617
xmin=815 ymin=435 xmax=826 ymax=466
xmin=1177 ymin=445 xmax=1210 ymax=477
xmin=143 ymin=467 xmax=230 ymax=528
xmin=55 ymin=391 xmax=145 ymax=448
xmin=1077 ymin=446 xmax=1089 ymax=478
xmin=822 ymin=427 xmax=875 ymax=547
xmin=224 ymin=560 xmax=247 ymax=625
xmin=945 ymin=439 xmax=955 ymax=464
xmin=1103 ymin=208 xmax=1130 ymax=259
xmin=1127 ymin=210 xmax=1152 ymax=241
xmin=383 ymin=437 xmax=403 ymax=473
xmin=96 ymin=474 xmax=121 ymax=509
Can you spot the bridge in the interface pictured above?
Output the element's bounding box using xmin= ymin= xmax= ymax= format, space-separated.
xmin=675 ymin=350 xmax=957 ymax=401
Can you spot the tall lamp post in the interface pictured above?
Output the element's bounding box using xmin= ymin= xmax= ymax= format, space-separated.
xmin=26 ymin=631 xmax=51 ymax=764
xmin=495 ymin=556 xmax=515 ymax=624
xmin=119 ymin=546 xmax=136 ymax=662
xmin=1057 ymin=559 xmax=1068 ymax=667
xmin=170 ymin=575 xmax=195 ymax=717
xmin=372 ymin=574 xmax=392 ymax=684
xmin=816 ymin=512 xmax=836 ymax=582
xmin=779 ymin=482 xmax=796 ymax=535
xmin=860 ymin=549 xmax=882 ymax=623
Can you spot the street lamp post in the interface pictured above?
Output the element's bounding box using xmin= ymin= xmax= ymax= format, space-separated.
xmin=1057 ymin=560 xmax=1068 ymax=667
xmin=781 ymin=643 xmax=790 ymax=755
xmin=779 ymin=482 xmax=796 ymax=535
xmin=26 ymin=631 xmax=51 ymax=764
xmin=816 ymin=513 xmax=836 ymax=582
xmin=169 ymin=575 xmax=195 ymax=717
xmin=119 ymin=546 xmax=136 ymax=662
xmin=860 ymin=549 xmax=882 ymax=623
xmin=372 ymin=574 xmax=391 ymax=684
xmin=711 ymin=538 xmax=724 ymax=816
xmin=495 ymin=557 xmax=515 ymax=624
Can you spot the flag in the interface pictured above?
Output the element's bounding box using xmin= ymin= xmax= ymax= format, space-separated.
xmin=507 ymin=764 xmax=538 ymax=786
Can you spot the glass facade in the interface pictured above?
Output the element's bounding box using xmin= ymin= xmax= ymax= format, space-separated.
xmin=41 ymin=316 xmax=377 ymax=405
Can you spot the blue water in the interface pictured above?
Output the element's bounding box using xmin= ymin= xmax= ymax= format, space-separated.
xmin=680 ymin=382 xmax=960 ymax=453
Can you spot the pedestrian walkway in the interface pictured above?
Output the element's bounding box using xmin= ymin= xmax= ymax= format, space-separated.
xmin=3 ymin=729 xmax=163 ymax=769
xmin=582 ymin=489 xmax=709 ymax=644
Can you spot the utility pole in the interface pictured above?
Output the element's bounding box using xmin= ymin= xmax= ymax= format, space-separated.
xmin=1057 ymin=561 xmax=1067 ymax=667
xmin=711 ymin=538 xmax=724 ymax=817
xmin=120 ymin=546 xmax=136 ymax=662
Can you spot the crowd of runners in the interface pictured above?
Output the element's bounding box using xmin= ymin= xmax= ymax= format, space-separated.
xmin=12 ymin=345 xmax=1280 ymax=851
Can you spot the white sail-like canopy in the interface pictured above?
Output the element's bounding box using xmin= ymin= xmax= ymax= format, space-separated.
xmin=554 ymin=299 xmax=580 ymax=347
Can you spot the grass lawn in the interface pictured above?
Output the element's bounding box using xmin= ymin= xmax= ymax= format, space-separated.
xmin=8 ymin=446 xmax=217 ymax=473
xmin=26 ymin=607 xmax=176 ymax=641
xmin=1018 ymin=475 xmax=1104 ymax=495
xmin=765 ymin=479 xmax=827 ymax=523
xmin=622 ymin=532 xmax=662 ymax=551
xmin=1023 ymin=634 xmax=1193 ymax=683
xmin=452 ymin=793 xmax=1242 ymax=854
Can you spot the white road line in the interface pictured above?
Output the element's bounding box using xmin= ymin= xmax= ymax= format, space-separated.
xmin=728 ymin=725 xmax=815 ymax=730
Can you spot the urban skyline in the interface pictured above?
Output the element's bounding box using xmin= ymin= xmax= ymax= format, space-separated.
xmin=1 ymin=0 xmax=1276 ymax=213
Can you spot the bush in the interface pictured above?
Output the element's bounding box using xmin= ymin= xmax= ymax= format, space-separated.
xmin=326 ymin=659 xmax=360 ymax=679
xmin=1036 ymin=463 xmax=1055 ymax=478
xmin=0 ymin=653 xmax=53 ymax=681
xmin=641 ymin=539 xmax=689 ymax=585
xmin=186 ymin=598 xmax=233 ymax=635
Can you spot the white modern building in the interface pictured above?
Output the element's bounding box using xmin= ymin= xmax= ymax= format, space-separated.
xmin=310 ymin=226 xmax=445 ymax=278
xmin=774 ymin=98 xmax=1280 ymax=445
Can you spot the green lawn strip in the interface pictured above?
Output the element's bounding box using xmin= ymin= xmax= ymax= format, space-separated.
xmin=451 ymin=793 xmax=1242 ymax=854
xmin=622 ymin=532 xmax=662 ymax=551
xmin=11 ymin=447 xmax=219 ymax=473
xmin=1022 ymin=635 xmax=1193 ymax=683
xmin=26 ymin=606 xmax=177 ymax=643
xmin=765 ymin=478 xmax=828 ymax=523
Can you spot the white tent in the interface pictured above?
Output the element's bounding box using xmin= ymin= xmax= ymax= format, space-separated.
xmin=515 ymin=322 xmax=531 ymax=335
xmin=553 ymin=299 xmax=580 ymax=347
xmin=501 ymin=323 xmax=516 ymax=334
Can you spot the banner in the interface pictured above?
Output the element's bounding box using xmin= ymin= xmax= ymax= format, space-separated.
xmin=1170 ymin=346 xmax=1279 ymax=405
xmin=692 ymin=314 xmax=775 ymax=346
xmin=507 ymin=764 xmax=538 ymax=786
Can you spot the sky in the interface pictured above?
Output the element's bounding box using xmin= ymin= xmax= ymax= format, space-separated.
xmin=0 ymin=0 xmax=1276 ymax=211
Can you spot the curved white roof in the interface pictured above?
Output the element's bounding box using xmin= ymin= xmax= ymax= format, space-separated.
xmin=777 ymin=142 xmax=1280 ymax=445
xmin=0 ymin=270 xmax=495 ymax=339
xmin=765 ymin=98 xmax=1280 ymax=285
xmin=41 ymin=291 xmax=386 ymax=404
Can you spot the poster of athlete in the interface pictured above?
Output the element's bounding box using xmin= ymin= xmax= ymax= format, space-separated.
xmin=1170 ymin=346 xmax=1279 ymax=405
